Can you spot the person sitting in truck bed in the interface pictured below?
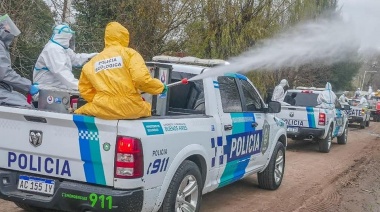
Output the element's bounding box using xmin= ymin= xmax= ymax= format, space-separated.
xmin=74 ymin=22 xmax=167 ymax=120
xmin=0 ymin=14 xmax=39 ymax=108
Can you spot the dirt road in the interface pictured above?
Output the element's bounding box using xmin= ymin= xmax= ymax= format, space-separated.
xmin=1 ymin=123 xmax=380 ymax=212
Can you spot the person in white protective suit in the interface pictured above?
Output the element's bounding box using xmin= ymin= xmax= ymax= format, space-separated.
xmin=359 ymin=94 xmax=369 ymax=107
xmin=33 ymin=24 xmax=97 ymax=90
xmin=368 ymin=86 xmax=373 ymax=100
xmin=271 ymin=79 xmax=289 ymax=102
xmin=338 ymin=91 xmax=349 ymax=104
xmin=355 ymin=88 xmax=361 ymax=99
xmin=317 ymin=82 xmax=337 ymax=109
xmin=0 ymin=14 xmax=39 ymax=108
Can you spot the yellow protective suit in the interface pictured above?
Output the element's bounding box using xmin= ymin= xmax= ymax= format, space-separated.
xmin=74 ymin=22 xmax=164 ymax=120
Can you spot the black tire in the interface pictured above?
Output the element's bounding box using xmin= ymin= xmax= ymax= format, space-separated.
xmin=337 ymin=123 xmax=348 ymax=144
xmin=258 ymin=142 xmax=285 ymax=190
xmin=15 ymin=202 xmax=45 ymax=212
xmin=360 ymin=121 xmax=365 ymax=129
xmin=159 ymin=160 xmax=203 ymax=212
xmin=319 ymin=127 xmax=332 ymax=153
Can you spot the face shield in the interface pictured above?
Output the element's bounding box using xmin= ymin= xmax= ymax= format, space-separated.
xmin=0 ymin=14 xmax=21 ymax=36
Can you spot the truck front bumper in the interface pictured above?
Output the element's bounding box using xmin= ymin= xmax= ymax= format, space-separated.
xmin=0 ymin=169 xmax=143 ymax=212
xmin=287 ymin=127 xmax=325 ymax=139
xmin=348 ymin=116 xmax=364 ymax=123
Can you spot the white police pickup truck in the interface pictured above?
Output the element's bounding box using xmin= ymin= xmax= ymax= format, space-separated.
xmin=347 ymin=98 xmax=371 ymax=129
xmin=277 ymin=87 xmax=349 ymax=153
xmin=0 ymin=56 xmax=287 ymax=212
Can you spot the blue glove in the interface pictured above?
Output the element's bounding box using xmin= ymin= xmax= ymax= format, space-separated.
xmin=161 ymin=84 xmax=168 ymax=94
xmin=29 ymin=84 xmax=39 ymax=95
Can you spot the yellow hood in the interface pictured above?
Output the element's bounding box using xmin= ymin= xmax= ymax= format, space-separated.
xmin=105 ymin=22 xmax=130 ymax=48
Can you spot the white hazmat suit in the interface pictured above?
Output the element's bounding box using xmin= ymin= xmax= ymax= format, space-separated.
xmin=272 ymin=79 xmax=289 ymax=102
xmin=33 ymin=24 xmax=97 ymax=90
xmin=355 ymin=88 xmax=361 ymax=98
xmin=338 ymin=92 xmax=348 ymax=104
xmin=317 ymin=82 xmax=337 ymax=109
xmin=368 ymin=86 xmax=373 ymax=99
xmin=359 ymin=95 xmax=368 ymax=106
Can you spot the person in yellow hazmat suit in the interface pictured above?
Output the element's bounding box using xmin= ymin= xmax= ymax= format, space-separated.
xmin=74 ymin=22 xmax=167 ymax=119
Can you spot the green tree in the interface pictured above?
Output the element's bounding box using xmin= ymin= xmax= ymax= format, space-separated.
xmin=0 ymin=0 xmax=55 ymax=79
xmin=72 ymin=0 xmax=198 ymax=60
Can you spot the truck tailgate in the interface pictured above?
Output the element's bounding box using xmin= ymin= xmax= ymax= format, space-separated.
xmin=0 ymin=107 xmax=118 ymax=187
xmin=278 ymin=106 xmax=318 ymax=128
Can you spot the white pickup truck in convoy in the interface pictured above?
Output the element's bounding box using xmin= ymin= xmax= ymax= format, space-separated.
xmin=0 ymin=56 xmax=287 ymax=212
xmin=347 ymin=98 xmax=371 ymax=129
xmin=277 ymin=87 xmax=349 ymax=153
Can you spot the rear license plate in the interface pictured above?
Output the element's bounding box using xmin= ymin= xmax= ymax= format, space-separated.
xmin=287 ymin=127 xmax=299 ymax=133
xmin=18 ymin=175 xmax=55 ymax=195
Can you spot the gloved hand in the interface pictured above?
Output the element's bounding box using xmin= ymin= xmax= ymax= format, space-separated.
xmin=161 ymin=84 xmax=168 ymax=94
xmin=29 ymin=84 xmax=39 ymax=95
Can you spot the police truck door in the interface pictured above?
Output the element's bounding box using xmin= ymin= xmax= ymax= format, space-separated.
xmin=215 ymin=75 xmax=265 ymax=188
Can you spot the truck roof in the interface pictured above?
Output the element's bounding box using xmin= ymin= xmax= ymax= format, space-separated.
xmin=146 ymin=61 xmax=209 ymax=75
xmin=148 ymin=55 xmax=229 ymax=75
xmin=287 ymin=89 xmax=323 ymax=94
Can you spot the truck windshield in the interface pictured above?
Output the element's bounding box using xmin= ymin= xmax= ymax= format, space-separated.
xmin=284 ymin=92 xmax=319 ymax=107
xmin=348 ymin=99 xmax=360 ymax=106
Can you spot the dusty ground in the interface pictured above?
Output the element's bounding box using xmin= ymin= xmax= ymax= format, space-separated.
xmin=1 ymin=123 xmax=380 ymax=212
xmin=200 ymin=123 xmax=380 ymax=212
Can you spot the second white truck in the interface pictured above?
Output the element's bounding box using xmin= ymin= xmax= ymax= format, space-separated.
xmin=277 ymin=87 xmax=349 ymax=153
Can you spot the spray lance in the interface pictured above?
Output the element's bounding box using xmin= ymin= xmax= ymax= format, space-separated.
xmin=141 ymin=78 xmax=189 ymax=95
xmin=166 ymin=78 xmax=189 ymax=88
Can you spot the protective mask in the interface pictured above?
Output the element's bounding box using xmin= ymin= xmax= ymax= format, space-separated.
xmin=0 ymin=14 xmax=21 ymax=37
xmin=50 ymin=24 xmax=75 ymax=49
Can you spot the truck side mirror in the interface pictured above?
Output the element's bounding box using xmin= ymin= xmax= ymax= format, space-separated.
xmin=267 ymin=101 xmax=281 ymax=113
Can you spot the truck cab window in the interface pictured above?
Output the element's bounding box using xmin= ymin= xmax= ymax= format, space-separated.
xmin=218 ymin=76 xmax=242 ymax=112
xmin=168 ymin=72 xmax=205 ymax=114
xmin=240 ymin=79 xmax=263 ymax=111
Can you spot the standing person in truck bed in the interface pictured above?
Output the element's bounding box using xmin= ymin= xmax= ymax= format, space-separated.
xmin=272 ymin=79 xmax=289 ymax=102
xmin=317 ymin=82 xmax=337 ymax=109
xmin=75 ymin=22 xmax=167 ymax=120
xmin=33 ymin=24 xmax=97 ymax=90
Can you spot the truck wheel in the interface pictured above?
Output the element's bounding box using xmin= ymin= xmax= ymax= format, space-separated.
xmin=15 ymin=202 xmax=46 ymax=212
xmin=319 ymin=127 xmax=332 ymax=153
xmin=258 ymin=141 xmax=285 ymax=190
xmin=337 ymin=124 xmax=348 ymax=145
xmin=360 ymin=121 xmax=365 ymax=129
xmin=159 ymin=160 xmax=202 ymax=212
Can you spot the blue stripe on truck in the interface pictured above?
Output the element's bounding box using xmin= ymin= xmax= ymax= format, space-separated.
xmin=306 ymin=107 xmax=316 ymax=128
xmin=73 ymin=115 xmax=106 ymax=185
